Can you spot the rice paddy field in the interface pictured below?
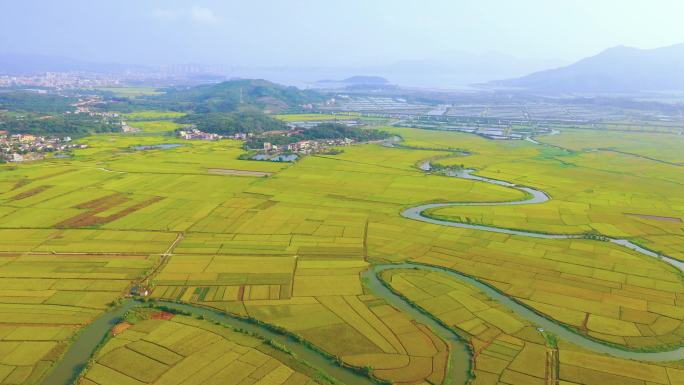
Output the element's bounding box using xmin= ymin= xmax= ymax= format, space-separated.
xmin=389 ymin=127 xmax=684 ymax=261
xmin=539 ymin=128 xmax=684 ymax=164
xmin=97 ymin=88 xmax=165 ymax=98
xmin=79 ymin=310 xmax=323 ymax=385
xmin=381 ymin=268 xmax=684 ymax=385
xmin=0 ymin=123 xmax=683 ymax=384
xmin=123 ymin=111 xmax=186 ymax=121
xmin=126 ymin=121 xmax=184 ymax=134
xmin=0 ymin=254 xmax=155 ymax=384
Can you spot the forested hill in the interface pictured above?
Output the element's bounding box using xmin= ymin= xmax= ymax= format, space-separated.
xmin=146 ymin=79 xmax=323 ymax=113
xmin=176 ymin=111 xmax=287 ymax=135
xmin=0 ymin=91 xmax=76 ymax=113
xmin=0 ymin=91 xmax=120 ymax=137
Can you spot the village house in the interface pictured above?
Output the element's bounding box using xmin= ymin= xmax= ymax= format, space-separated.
xmin=0 ymin=134 xmax=86 ymax=162
xmin=178 ymin=129 xmax=222 ymax=141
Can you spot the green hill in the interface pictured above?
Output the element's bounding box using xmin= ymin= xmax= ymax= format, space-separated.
xmin=153 ymin=79 xmax=323 ymax=113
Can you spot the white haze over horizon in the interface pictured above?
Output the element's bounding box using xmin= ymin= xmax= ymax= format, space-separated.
xmin=2 ymin=0 xmax=684 ymax=87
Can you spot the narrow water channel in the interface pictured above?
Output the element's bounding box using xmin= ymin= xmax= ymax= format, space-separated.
xmin=367 ymin=264 xmax=684 ymax=362
xmin=40 ymin=301 xmax=138 ymax=385
xmin=397 ymin=166 xmax=684 ymax=363
xmin=42 ymin=300 xmax=376 ymax=385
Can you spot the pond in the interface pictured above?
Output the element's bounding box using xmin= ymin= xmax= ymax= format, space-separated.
xmin=252 ymin=154 xmax=298 ymax=162
xmin=129 ymin=144 xmax=182 ymax=151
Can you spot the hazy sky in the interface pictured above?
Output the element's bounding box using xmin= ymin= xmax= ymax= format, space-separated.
xmin=2 ymin=0 xmax=684 ymax=67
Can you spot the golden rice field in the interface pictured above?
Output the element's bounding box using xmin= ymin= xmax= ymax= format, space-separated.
xmin=96 ymin=87 xmax=164 ymax=98
xmin=126 ymin=121 xmax=184 ymax=133
xmin=0 ymin=254 xmax=155 ymax=384
xmin=79 ymin=311 xmax=321 ymax=385
xmin=369 ymin=215 xmax=684 ymax=348
xmin=381 ymin=268 xmax=684 ymax=385
xmin=540 ymin=128 xmax=684 ymax=164
xmin=387 ymin=127 xmax=684 ymax=261
xmin=152 ymin=256 xmax=451 ymax=384
xmin=0 ymin=124 xmax=683 ymax=384
xmin=123 ymin=111 xmax=186 ymax=121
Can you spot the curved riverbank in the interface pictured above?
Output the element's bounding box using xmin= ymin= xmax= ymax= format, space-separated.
xmin=402 ymin=168 xmax=684 ymax=270
xmin=396 ymin=165 xmax=684 ymax=353
xmin=39 ymin=301 xmax=139 ymax=385
xmin=367 ymin=263 xmax=684 ymax=362
xmin=41 ymin=300 xmax=379 ymax=385
xmin=361 ymin=270 xmax=473 ymax=385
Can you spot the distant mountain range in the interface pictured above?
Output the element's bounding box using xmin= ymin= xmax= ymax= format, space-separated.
xmin=161 ymin=52 xmax=564 ymax=89
xmin=490 ymin=44 xmax=684 ymax=94
xmin=364 ymin=51 xmax=565 ymax=88
xmin=0 ymin=51 xmax=562 ymax=90
xmin=313 ymin=75 xmax=393 ymax=90
xmin=8 ymin=45 xmax=684 ymax=94
xmin=317 ymin=76 xmax=389 ymax=85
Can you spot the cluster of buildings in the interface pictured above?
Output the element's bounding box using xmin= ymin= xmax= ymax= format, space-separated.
xmin=69 ymin=96 xmax=116 ymax=117
xmin=0 ymin=72 xmax=123 ymax=89
xmin=178 ymin=127 xmax=261 ymax=141
xmin=263 ymin=138 xmax=354 ymax=154
xmin=178 ymin=128 xmax=223 ymax=141
xmin=0 ymin=67 xmax=244 ymax=90
xmin=0 ymin=132 xmax=87 ymax=162
xmin=230 ymin=132 xmax=254 ymax=140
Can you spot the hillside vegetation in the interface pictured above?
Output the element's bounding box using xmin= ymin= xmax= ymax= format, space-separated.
xmin=136 ymin=79 xmax=323 ymax=113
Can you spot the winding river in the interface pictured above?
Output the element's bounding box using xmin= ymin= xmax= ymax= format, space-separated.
xmin=396 ymin=166 xmax=684 ymax=356
xmin=402 ymin=168 xmax=684 ymax=270
xmin=42 ymin=300 xmax=376 ymax=385
xmin=43 ymin=165 xmax=684 ymax=385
